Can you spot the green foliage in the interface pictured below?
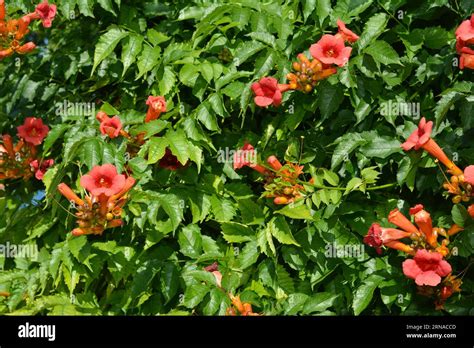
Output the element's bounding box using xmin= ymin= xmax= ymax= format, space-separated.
xmin=0 ymin=0 xmax=472 ymax=316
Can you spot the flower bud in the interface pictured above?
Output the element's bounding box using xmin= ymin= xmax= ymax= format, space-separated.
xmin=292 ymin=62 xmax=301 ymax=71
xmin=274 ymin=196 xmax=288 ymax=205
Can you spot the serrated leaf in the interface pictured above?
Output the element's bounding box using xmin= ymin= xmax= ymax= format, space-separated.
xmin=137 ymin=45 xmax=161 ymax=79
xmin=92 ymin=26 xmax=127 ymax=74
xmin=121 ymin=34 xmax=143 ymax=77
xmin=221 ymin=222 xmax=254 ymax=243
xmin=353 ymin=275 xmax=383 ymax=315
xmin=147 ymin=137 xmax=168 ymax=164
xmin=164 ymin=129 xmax=189 ymax=165
xmin=178 ymin=225 xmax=202 ymax=258
xmin=365 ymin=41 xmax=401 ymax=65
xmin=275 ymin=203 xmax=313 ymax=220
xmin=357 ymin=13 xmax=388 ymax=50
xmin=267 ymin=216 xmax=300 ymax=246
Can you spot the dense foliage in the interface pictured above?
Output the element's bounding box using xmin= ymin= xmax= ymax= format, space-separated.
xmin=0 ymin=0 xmax=473 ymax=316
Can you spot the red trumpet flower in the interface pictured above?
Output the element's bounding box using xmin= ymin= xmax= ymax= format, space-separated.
xmin=30 ymin=158 xmax=53 ymax=180
xmin=25 ymin=0 xmax=57 ymax=28
xmin=388 ymin=208 xmax=420 ymax=235
xmin=233 ymin=143 xmax=268 ymax=175
xmin=145 ymin=96 xmax=167 ymax=123
xmin=310 ymin=34 xmax=352 ymax=67
xmin=336 ymin=19 xmax=359 ymax=43
xmin=455 ymin=14 xmax=474 ymax=44
xmin=251 ymin=77 xmax=289 ymax=108
xmin=401 ymin=117 xmax=463 ymax=175
xmin=57 ymin=183 xmax=85 ymax=206
xmin=99 ymin=115 xmax=122 ymax=139
xmin=80 ymin=164 xmax=126 ymax=197
xmin=363 ymin=223 xmax=413 ymax=255
xmin=58 ymin=165 xmax=135 ymax=237
xmin=402 ymin=250 xmax=452 ymax=286
xmin=409 ymin=204 xmax=437 ymax=247
xmin=17 ymin=117 xmax=49 ymax=146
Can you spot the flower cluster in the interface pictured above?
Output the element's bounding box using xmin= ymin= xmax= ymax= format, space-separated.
xmin=364 ymin=116 xmax=471 ymax=309
xmin=233 ymin=143 xmax=306 ymax=205
xmin=0 ymin=0 xmax=56 ymax=60
xmin=251 ymin=19 xmax=358 ymax=107
xmin=402 ymin=117 xmax=473 ymax=214
xmin=455 ymin=14 xmax=474 ymax=70
xmin=96 ymin=96 xmax=185 ymax=171
xmin=57 ymin=164 xmax=135 ymax=237
xmin=0 ymin=117 xmax=52 ymax=181
xmin=364 ymin=205 xmax=463 ymax=309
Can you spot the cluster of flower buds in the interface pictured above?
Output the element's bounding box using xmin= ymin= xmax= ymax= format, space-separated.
xmin=401 ymin=117 xmax=473 ymax=213
xmin=264 ymin=156 xmax=305 ymax=205
xmin=455 ymin=14 xmax=474 ymax=70
xmin=233 ymin=143 xmax=305 ymax=205
xmin=364 ymin=204 xmax=462 ymax=255
xmin=364 ymin=205 xmax=463 ymax=309
xmin=251 ymin=19 xmax=359 ymax=107
xmin=0 ymin=117 xmax=52 ymax=181
xmin=204 ymin=262 xmax=260 ymax=316
xmin=226 ymin=294 xmax=259 ymax=316
xmin=57 ymin=164 xmax=135 ymax=237
xmin=0 ymin=0 xmax=56 ymax=60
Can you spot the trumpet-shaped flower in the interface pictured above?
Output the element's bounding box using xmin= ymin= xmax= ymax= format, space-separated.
xmin=310 ymin=34 xmax=352 ymax=67
xmin=402 ymin=250 xmax=452 ymax=286
xmin=80 ymin=164 xmax=126 ymax=197
xmin=17 ymin=117 xmax=49 ymax=146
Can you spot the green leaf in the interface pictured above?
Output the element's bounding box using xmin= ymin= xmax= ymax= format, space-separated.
xmin=237 ymin=241 xmax=259 ymax=269
xmin=160 ymin=262 xmax=179 ymax=303
xmin=221 ymin=222 xmax=254 ymax=243
xmin=331 ymin=133 xmax=367 ymax=169
xmin=365 ymin=41 xmax=401 ymax=65
xmin=183 ymin=283 xmax=208 ymax=308
xmin=159 ymin=66 xmax=176 ymax=95
xmin=452 ymin=204 xmax=469 ymax=227
xmin=316 ymin=0 xmax=331 ymax=25
xmin=303 ymin=293 xmax=339 ymax=314
xmin=360 ymin=136 xmax=402 ymax=158
xmin=199 ymin=62 xmax=214 ymax=83
xmin=196 ymin=102 xmax=219 ymax=131
xmin=434 ymin=92 xmax=462 ymax=127
xmin=77 ymin=0 xmax=94 ymax=17
xmin=97 ymin=0 xmax=116 ymax=14
xmin=80 ymin=138 xmax=103 ymax=169
xmin=164 ymin=129 xmax=189 ymax=165
xmin=121 ymin=34 xmax=144 ymax=77
xmin=267 ymin=216 xmax=300 ymax=246
xmin=147 ymin=137 xmax=169 ymax=164
xmin=137 ymin=45 xmax=161 ymax=79
xmin=361 ymin=167 xmax=380 ymax=184
xmin=275 ymin=203 xmax=313 ymax=220
xmin=92 ymin=26 xmax=127 ymax=75
xmin=353 ymin=275 xmax=383 ymax=315
xmin=233 ymin=41 xmax=265 ymax=66
xmin=179 ymin=64 xmax=200 ymax=87
xmin=317 ymin=83 xmax=344 ymax=120
xmin=344 ymin=177 xmax=364 ymax=195
xmin=178 ymin=225 xmax=203 ymax=258
xmin=147 ymin=29 xmax=170 ymax=46
xmin=357 ymin=13 xmax=388 ymax=50
xmin=155 ymin=193 xmax=184 ymax=232
xmin=43 ymin=124 xmax=69 ymax=154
